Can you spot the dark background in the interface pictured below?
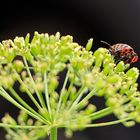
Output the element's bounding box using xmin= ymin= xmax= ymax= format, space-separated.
xmin=0 ymin=0 xmax=140 ymax=140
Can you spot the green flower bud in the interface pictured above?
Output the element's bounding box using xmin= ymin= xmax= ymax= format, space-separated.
xmin=82 ymin=73 xmax=94 ymax=88
xmin=44 ymin=33 xmax=49 ymax=45
xmin=107 ymin=75 xmax=120 ymax=84
xmin=14 ymin=37 xmax=25 ymax=48
xmin=2 ymin=40 xmax=11 ymax=48
xmin=129 ymin=111 xmax=138 ymax=119
xmin=54 ymin=63 xmax=66 ymax=72
xmin=103 ymin=54 xmax=113 ymax=67
xmin=21 ymin=71 xmax=27 ymax=79
xmin=103 ymin=63 xmax=115 ymax=75
xmin=27 ymin=118 xmax=34 ymax=125
xmin=25 ymin=33 xmax=30 ymax=47
xmin=120 ymin=84 xmax=129 ymax=94
xmin=30 ymin=44 xmax=39 ymax=56
xmin=97 ymin=88 xmax=106 ymax=96
xmin=131 ymin=98 xmax=140 ymax=106
xmin=136 ymin=115 xmax=140 ymax=123
xmin=3 ymin=77 xmax=14 ymax=89
xmin=2 ymin=114 xmax=17 ymax=125
xmin=48 ymin=76 xmax=59 ymax=92
xmin=52 ymin=91 xmax=59 ymax=100
xmin=13 ymin=60 xmax=24 ymax=72
xmin=55 ymin=32 xmax=61 ymax=41
xmin=85 ymin=38 xmax=93 ymax=51
xmin=36 ymin=83 xmax=44 ymax=93
xmin=7 ymin=48 xmax=15 ymax=62
xmin=95 ymin=79 xmax=106 ymax=90
xmin=115 ymin=61 xmax=126 ymax=72
xmin=113 ymin=107 xmax=124 ymax=116
xmin=106 ymin=94 xmax=122 ymax=107
xmin=25 ymin=52 xmax=34 ymax=61
xmin=5 ymin=134 xmax=11 ymax=139
xmin=50 ymin=97 xmax=56 ymax=109
xmin=33 ymin=61 xmax=48 ymax=73
xmin=123 ymin=121 xmax=135 ymax=127
xmin=17 ymin=110 xmax=28 ymax=124
xmin=105 ymin=85 xmax=117 ymax=97
xmin=106 ymin=97 xmax=118 ymax=107
xmin=95 ymin=54 xmax=104 ymax=67
xmin=126 ymin=68 xmax=139 ymax=81
xmin=65 ymin=129 xmax=73 ymax=138
xmin=31 ymin=31 xmax=40 ymax=44
xmin=61 ymin=35 xmax=73 ymax=44
xmin=49 ymin=35 xmax=56 ymax=44
xmin=84 ymin=104 xmax=96 ymax=114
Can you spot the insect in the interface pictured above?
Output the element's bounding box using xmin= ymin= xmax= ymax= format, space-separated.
xmin=101 ymin=41 xmax=138 ymax=64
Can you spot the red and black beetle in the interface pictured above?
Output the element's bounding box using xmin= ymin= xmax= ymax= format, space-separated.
xmin=101 ymin=41 xmax=138 ymax=64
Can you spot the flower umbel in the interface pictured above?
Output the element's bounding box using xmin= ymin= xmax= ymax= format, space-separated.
xmin=0 ymin=32 xmax=139 ymax=140
xmin=2 ymin=111 xmax=48 ymax=140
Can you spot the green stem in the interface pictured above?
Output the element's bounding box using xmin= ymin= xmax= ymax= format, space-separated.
xmin=50 ymin=127 xmax=57 ymax=140
xmin=14 ymin=70 xmax=42 ymax=111
xmin=75 ymin=88 xmax=96 ymax=109
xmin=60 ymin=117 xmax=133 ymax=128
xmin=60 ymin=107 xmax=113 ymax=128
xmin=23 ymin=56 xmax=46 ymax=109
xmin=69 ymin=86 xmax=87 ymax=111
xmin=44 ymin=72 xmax=51 ymax=118
xmin=9 ymin=87 xmax=50 ymax=124
xmin=80 ymin=117 xmax=133 ymax=127
xmin=0 ymin=88 xmax=49 ymax=124
xmin=0 ymin=123 xmax=48 ymax=129
xmin=56 ymin=68 xmax=70 ymax=115
xmin=5 ymin=128 xmax=20 ymax=138
xmin=62 ymin=75 xmax=75 ymax=104
xmin=89 ymin=107 xmax=113 ymax=120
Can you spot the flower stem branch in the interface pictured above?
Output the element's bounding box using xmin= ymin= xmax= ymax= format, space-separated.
xmin=14 ymin=70 xmax=42 ymax=110
xmin=50 ymin=127 xmax=57 ymax=140
xmin=75 ymin=88 xmax=96 ymax=109
xmin=89 ymin=107 xmax=113 ymax=120
xmin=0 ymin=88 xmax=49 ymax=124
xmin=60 ymin=117 xmax=132 ymax=128
xmin=88 ymin=98 xmax=135 ymax=121
xmin=69 ymin=86 xmax=87 ymax=111
xmin=0 ymin=123 xmax=48 ymax=129
xmin=56 ymin=68 xmax=70 ymax=116
xmin=62 ymin=75 xmax=75 ymax=105
xmin=23 ymin=56 xmax=46 ymax=109
xmin=44 ymin=72 xmax=51 ymax=118
xmin=81 ymin=117 xmax=133 ymax=127
xmin=9 ymin=87 xmax=49 ymax=124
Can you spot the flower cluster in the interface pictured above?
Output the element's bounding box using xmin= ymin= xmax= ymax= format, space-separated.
xmin=2 ymin=111 xmax=47 ymax=140
xmin=0 ymin=32 xmax=139 ymax=139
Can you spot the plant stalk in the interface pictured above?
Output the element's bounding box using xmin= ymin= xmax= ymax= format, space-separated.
xmin=50 ymin=127 xmax=57 ymax=140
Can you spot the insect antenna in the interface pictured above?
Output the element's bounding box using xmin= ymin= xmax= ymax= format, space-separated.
xmin=100 ymin=40 xmax=111 ymax=47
